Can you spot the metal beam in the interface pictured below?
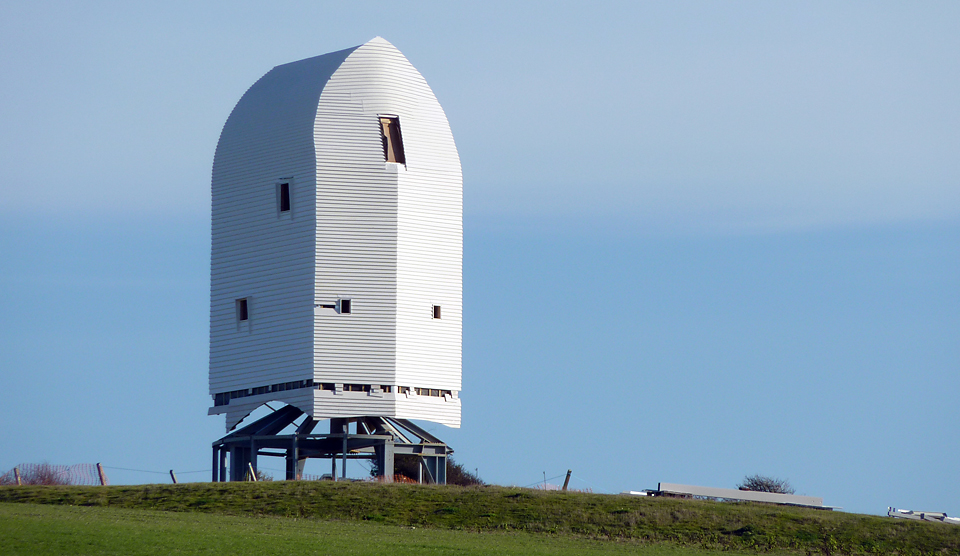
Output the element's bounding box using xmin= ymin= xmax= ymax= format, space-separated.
xmin=227 ymin=405 xmax=303 ymax=438
xmin=212 ymin=416 xmax=451 ymax=483
xmin=296 ymin=417 xmax=318 ymax=435
xmin=391 ymin=418 xmax=444 ymax=445
xmin=211 ymin=446 xmax=218 ymax=482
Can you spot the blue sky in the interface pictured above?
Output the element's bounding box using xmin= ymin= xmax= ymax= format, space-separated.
xmin=1 ymin=2 xmax=957 ymax=516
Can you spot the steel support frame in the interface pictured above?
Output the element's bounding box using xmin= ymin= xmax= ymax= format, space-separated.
xmin=211 ymin=411 xmax=450 ymax=484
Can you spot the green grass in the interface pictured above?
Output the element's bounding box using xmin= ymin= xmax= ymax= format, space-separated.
xmin=0 ymin=503 xmax=755 ymax=556
xmin=1 ymin=481 xmax=958 ymax=555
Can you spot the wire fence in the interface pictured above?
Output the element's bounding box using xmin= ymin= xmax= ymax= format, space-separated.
xmin=0 ymin=462 xmax=417 ymax=485
xmin=0 ymin=463 xmax=106 ymax=486
xmin=522 ymin=472 xmax=595 ymax=493
xmin=102 ymin=466 xmax=209 ymax=476
xmin=2 ymin=463 xmax=600 ymax=492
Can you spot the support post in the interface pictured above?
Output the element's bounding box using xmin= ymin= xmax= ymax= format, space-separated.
xmin=212 ymin=446 xmax=219 ymax=482
xmin=286 ymin=435 xmax=300 ymax=481
xmin=13 ymin=467 xmax=21 ymax=486
xmin=342 ymin=427 xmax=348 ymax=480
xmin=230 ymin=446 xmax=239 ymax=481
xmin=292 ymin=434 xmax=299 ymax=479
xmin=247 ymin=462 xmax=257 ymax=481
xmin=170 ymin=470 xmax=178 ymax=484
xmin=250 ymin=438 xmax=257 ymax=476
xmin=219 ymin=448 xmax=227 ymax=482
xmin=384 ymin=439 xmax=394 ymax=482
xmin=374 ymin=439 xmax=395 ymax=482
xmin=562 ymin=469 xmax=572 ymax=491
xmin=330 ymin=418 xmax=346 ymax=482
xmin=96 ymin=463 xmax=108 ymax=486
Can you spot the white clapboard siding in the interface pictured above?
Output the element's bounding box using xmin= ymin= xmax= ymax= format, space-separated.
xmin=210 ymin=48 xmax=356 ymax=421
xmin=210 ymin=37 xmax=461 ymax=430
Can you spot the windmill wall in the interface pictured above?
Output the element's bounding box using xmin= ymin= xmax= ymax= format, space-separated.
xmin=209 ymin=38 xmax=461 ymax=431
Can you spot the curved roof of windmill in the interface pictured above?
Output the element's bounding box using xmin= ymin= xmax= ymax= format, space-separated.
xmin=214 ymin=36 xmax=460 ymax=176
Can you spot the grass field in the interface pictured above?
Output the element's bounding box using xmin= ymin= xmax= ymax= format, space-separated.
xmin=0 ymin=503 xmax=763 ymax=556
xmin=1 ymin=481 xmax=957 ymax=555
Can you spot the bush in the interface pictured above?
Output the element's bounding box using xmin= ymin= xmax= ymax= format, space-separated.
xmin=445 ymin=457 xmax=484 ymax=487
xmin=370 ymin=455 xmax=483 ymax=486
xmin=0 ymin=463 xmax=72 ymax=486
xmin=737 ymin=474 xmax=794 ymax=494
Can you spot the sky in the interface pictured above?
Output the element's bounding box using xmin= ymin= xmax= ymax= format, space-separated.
xmin=0 ymin=1 xmax=957 ymax=517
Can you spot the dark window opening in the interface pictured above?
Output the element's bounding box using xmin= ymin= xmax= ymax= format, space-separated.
xmin=214 ymin=379 xmax=314 ymax=407
xmin=414 ymin=387 xmax=452 ymax=398
xmin=433 ymin=305 xmax=441 ymax=319
xmin=279 ymin=182 xmax=290 ymax=212
xmin=379 ymin=116 xmax=405 ymax=164
xmin=339 ymin=299 xmax=351 ymax=314
xmin=237 ymin=298 xmax=249 ymax=321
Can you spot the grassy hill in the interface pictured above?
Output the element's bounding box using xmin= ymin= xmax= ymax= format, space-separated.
xmin=1 ymin=503 xmax=767 ymax=556
xmin=1 ymin=481 xmax=957 ymax=555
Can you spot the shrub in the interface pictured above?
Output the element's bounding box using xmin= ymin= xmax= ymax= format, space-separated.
xmin=445 ymin=457 xmax=484 ymax=487
xmin=370 ymin=455 xmax=483 ymax=486
xmin=0 ymin=463 xmax=72 ymax=486
xmin=737 ymin=474 xmax=794 ymax=494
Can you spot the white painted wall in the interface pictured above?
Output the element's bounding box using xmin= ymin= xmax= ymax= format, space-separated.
xmin=210 ymin=38 xmax=462 ymax=430
xmin=314 ymin=38 xmax=462 ymax=426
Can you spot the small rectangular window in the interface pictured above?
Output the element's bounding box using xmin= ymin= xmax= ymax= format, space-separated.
xmin=432 ymin=305 xmax=441 ymax=319
xmin=237 ymin=298 xmax=249 ymax=322
xmin=379 ymin=116 xmax=405 ymax=164
xmin=279 ymin=182 xmax=290 ymax=212
xmin=339 ymin=299 xmax=351 ymax=314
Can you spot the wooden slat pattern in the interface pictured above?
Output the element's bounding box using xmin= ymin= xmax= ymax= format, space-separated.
xmin=210 ymin=38 xmax=461 ymax=430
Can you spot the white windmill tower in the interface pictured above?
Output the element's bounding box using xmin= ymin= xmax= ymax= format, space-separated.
xmin=208 ymin=38 xmax=461 ymax=482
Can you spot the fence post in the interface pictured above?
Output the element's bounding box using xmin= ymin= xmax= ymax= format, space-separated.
xmin=96 ymin=463 xmax=108 ymax=486
xmin=247 ymin=462 xmax=257 ymax=481
xmin=562 ymin=469 xmax=572 ymax=491
xmin=169 ymin=470 xmax=178 ymax=484
xmin=13 ymin=467 xmax=21 ymax=486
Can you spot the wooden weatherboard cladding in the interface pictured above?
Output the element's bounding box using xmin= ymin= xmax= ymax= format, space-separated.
xmin=210 ymin=37 xmax=462 ymax=431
